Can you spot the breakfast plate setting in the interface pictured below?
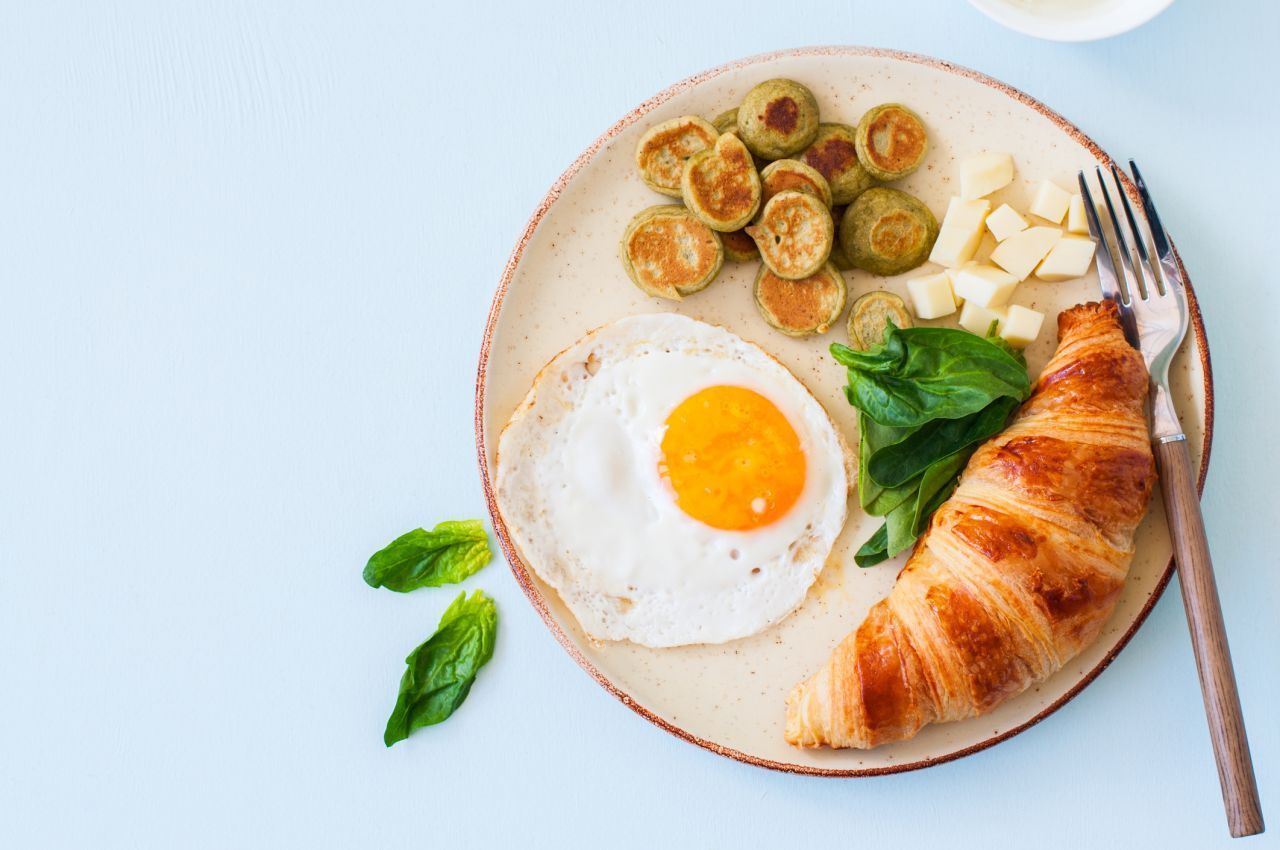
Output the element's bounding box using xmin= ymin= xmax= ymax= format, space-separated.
xmin=475 ymin=47 xmax=1220 ymax=780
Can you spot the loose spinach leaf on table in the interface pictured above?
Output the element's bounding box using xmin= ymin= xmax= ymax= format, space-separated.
xmin=363 ymin=520 xmax=492 ymax=592
xmin=383 ymin=590 xmax=498 ymax=747
xmin=831 ymin=324 xmax=1029 ymax=428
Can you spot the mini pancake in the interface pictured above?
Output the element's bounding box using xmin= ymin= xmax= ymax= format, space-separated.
xmin=711 ymin=108 xmax=740 ymax=134
xmin=827 ymin=206 xmax=854 ymax=270
xmin=721 ymin=228 xmax=760 ymax=262
xmin=847 ymin=291 xmax=913 ymax=350
xmin=620 ymin=205 xmax=724 ymax=299
xmin=747 ymin=190 xmax=834 ymax=280
xmin=737 ymin=79 xmax=821 ymax=161
xmin=635 ymin=115 xmax=719 ymax=197
xmin=680 ymin=133 xmax=762 ymax=232
xmin=801 ymin=123 xmax=877 ymax=205
xmin=754 ymin=262 xmax=847 ymax=337
xmin=759 ymin=159 xmax=833 ymax=209
xmin=711 ymin=108 xmax=766 ymax=169
xmin=855 ymin=103 xmax=929 ymax=181
xmin=839 ymin=187 xmax=938 ymax=277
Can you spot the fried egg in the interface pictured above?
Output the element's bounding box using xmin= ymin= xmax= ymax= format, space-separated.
xmin=494 ymin=314 xmax=851 ymax=647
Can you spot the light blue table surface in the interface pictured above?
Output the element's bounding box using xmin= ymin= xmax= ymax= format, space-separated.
xmin=2 ymin=2 xmax=1277 ymax=847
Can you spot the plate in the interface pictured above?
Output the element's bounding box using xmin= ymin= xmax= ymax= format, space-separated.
xmin=476 ymin=47 xmax=1212 ymax=775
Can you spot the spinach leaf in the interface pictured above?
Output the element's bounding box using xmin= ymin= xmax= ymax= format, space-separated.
xmin=839 ymin=324 xmax=1032 ymax=567
xmin=859 ymin=413 xmax=914 ymax=512
xmin=885 ymin=496 xmax=919 ymax=559
xmin=864 ymin=476 xmax=921 ymax=517
xmin=363 ymin=520 xmax=492 ymax=592
xmin=831 ymin=325 xmax=1030 ymax=428
xmin=867 ymin=395 xmax=1020 ymax=487
xmin=831 ymin=323 xmax=908 ymax=374
xmin=383 ymin=590 xmax=497 ymax=746
xmin=910 ymin=451 xmax=969 ymax=535
xmin=855 ymin=450 xmax=971 ymax=567
xmin=854 ymin=523 xmax=889 ymax=567
xmin=914 ymin=474 xmax=961 ymax=536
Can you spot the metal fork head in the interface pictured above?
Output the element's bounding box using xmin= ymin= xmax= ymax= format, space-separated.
xmin=1078 ymin=161 xmax=1190 ymax=442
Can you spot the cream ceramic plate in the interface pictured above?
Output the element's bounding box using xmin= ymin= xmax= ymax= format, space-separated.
xmin=476 ymin=47 xmax=1212 ymax=775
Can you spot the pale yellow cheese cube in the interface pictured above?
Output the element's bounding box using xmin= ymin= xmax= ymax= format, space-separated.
xmin=989 ymin=225 xmax=1061 ymax=281
xmin=906 ymin=272 xmax=957 ymax=320
xmin=1000 ymin=305 xmax=1045 ymax=348
xmin=959 ymin=153 xmax=1015 ymax=200
xmin=985 ymin=204 xmax=1028 ymax=242
xmin=944 ymin=266 xmax=966 ymax=306
xmin=928 ymin=197 xmax=991 ymax=268
xmin=1066 ymin=194 xmax=1089 ymax=235
xmin=1035 ymin=236 xmax=1097 ymax=281
xmin=944 ymin=261 xmax=985 ymax=305
xmin=1029 ymin=180 xmax=1072 ymax=224
xmin=952 ymin=264 xmax=1018 ymax=308
xmin=958 ymin=300 xmax=1007 ymax=337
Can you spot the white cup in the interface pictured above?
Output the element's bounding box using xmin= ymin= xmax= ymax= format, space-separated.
xmin=968 ymin=0 xmax=1175 ymax=41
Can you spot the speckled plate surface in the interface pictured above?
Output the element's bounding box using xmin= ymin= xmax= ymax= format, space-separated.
xmin=476 ymin=47 xmax=1212 ymax=775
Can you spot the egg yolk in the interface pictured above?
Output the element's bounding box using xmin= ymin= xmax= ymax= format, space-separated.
xmin=659 ymin=385 xmax=806 ymax=531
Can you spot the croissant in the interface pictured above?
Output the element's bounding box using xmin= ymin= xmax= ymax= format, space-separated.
xmin=786 ymin=301 xmax=1156 ymax=749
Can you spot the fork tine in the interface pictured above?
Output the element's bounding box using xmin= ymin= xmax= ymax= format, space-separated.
xmin=1130 ymin=160 xmax=1181 ymax=293
xmin=1078 ymin=171 xmax=1125 ymax=306
xmin=1110 ymin=163 xmax=1162 ymax=297
xmin=1080 ymin=170 xmax=1140 ymax=347
xmin=1096 ymin=165 xmax=1147 ymax=301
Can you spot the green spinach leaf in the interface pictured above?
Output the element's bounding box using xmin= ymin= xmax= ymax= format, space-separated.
xmin=854 ymin=523 xmax=889 ymax=567
xmin=885 ymin=495 xmax=919 ymax=558
xmin=858 ymin=413 xmax=918 ymax=512
xmin=910 ymin=451 xmax=969 ymax=535
xmin=866 ymin=395 xmax=1020 ymax=487
xmin=831 ymin=325 xmax=1030 ymax=428
xmin=855 ymin=450 xmax=972 ymax=567
xmin=837 ymin=324 xmax=1032 ymax=567
xmin=363 ymin=520 xmax=492 ymax=592
xmin=383 ymin=590 xmax=498 ymax=746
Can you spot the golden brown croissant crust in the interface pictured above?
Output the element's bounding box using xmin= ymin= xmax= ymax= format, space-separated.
xmin=787 ymin=301 xmax=1155 ymax=749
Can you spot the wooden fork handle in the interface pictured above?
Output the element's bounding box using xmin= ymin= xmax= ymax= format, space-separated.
xmin=1155 ymin=437 xmax=1264 ymax=837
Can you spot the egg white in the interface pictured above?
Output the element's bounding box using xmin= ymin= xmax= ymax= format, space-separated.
xmin=495 ymin=314 xmax=851 ymax=647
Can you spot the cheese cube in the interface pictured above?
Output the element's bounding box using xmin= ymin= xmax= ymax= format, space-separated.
xmin=906 ymin=272 xmax=957 ymax=319
xmin=1000 ymin=305 xmax=1045 ymax=348
xmin=990 ymin=225 xmax=1061 ymax=281
xmin=1035 ymin=236 xmax=1097 ymax=281
xmin=928 ymin=197 xmax=991 ymax=268
xmin=986 ymin=204 xmax=1028 ymax=242
xmin=952 ymin=264 xmax=1019 ymax=308
xmin=958 ymin=300 xmax=1007 ymax=337
xmin=959 ymin=153 xmax=1015 ymax=200
xmin=1066 ymin=194 xmax=1089 ymax=235
xmin=944 ymin=266 xmax=967 ymax=305
xmin=1029 ymin=180 xmax=1072 ymax=224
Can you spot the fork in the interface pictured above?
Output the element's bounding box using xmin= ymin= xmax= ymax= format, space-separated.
xmin=1080 ymin=163 xmax=1264 ymax=838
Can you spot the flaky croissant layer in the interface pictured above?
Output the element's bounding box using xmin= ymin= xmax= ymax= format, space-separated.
xmin=787 ymin=301 xmax=1155 ymax=749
